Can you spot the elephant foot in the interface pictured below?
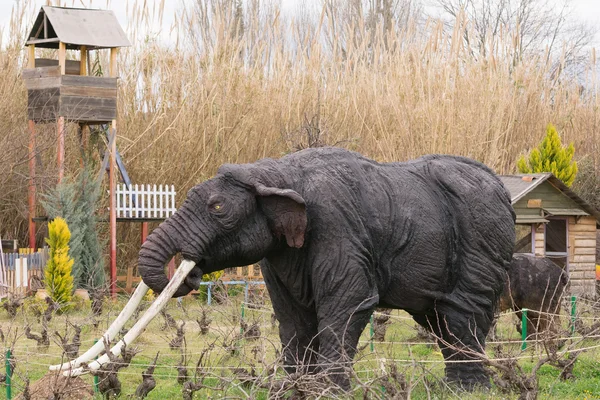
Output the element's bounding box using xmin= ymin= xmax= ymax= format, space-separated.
xmin=445 ymin=361 xmax=490 ymax=391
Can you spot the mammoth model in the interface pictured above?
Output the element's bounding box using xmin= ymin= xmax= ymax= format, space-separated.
xmin=499 ymin=254 xmax=568 ymax=336
xmin=51 ymin=147 xmax=515 ymax=389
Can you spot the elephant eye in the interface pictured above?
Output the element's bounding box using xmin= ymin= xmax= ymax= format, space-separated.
xmin=207 ymin=195 xmax=227 ymax=214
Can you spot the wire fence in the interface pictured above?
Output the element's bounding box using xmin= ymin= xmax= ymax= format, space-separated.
xmin=0 ymin=283 xmax=599 ymax=399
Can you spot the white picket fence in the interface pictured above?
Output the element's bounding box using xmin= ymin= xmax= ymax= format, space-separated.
xmin=116 ymin=184 xmax=177 ymax=219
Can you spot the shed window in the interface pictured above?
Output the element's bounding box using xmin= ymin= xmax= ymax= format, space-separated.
xmin=545 ymin=218 xmax=568 ymax=268
xmin=514 ymin=224 xmax=534 ymax=254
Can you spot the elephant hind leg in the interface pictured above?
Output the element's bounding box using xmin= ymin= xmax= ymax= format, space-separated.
xmin=419 ymin=307 xmax=491 ymax=390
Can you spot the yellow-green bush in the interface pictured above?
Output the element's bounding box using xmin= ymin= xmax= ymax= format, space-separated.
xmin=203 ymin=270 xmax=224 ymax=282
xmin=44 ymin=217 xmax=75 ymax=307
xmin=518 ymin=124 xmax=578 ymax=186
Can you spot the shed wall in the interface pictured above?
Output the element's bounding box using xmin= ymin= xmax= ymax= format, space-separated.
xmin=568 ymin=216 xmax=597 ymax=296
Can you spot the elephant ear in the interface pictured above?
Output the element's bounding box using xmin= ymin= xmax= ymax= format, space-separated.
xmin=255 ymin=184 xmax=307 ymax=248
xmin=219 ymin=163 xmax=307 ymax=248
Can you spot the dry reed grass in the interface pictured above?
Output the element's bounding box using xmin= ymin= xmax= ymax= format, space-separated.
xmin=1 ymin=0 xmax=599 ymax=270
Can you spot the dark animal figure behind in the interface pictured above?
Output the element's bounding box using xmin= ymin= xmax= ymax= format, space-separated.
xmin=137 ymin=147 xmax=516 ymax=389
xmin=499 ymin=254 xmax=568 ymax=336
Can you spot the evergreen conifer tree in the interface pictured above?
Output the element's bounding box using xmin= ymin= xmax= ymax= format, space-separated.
xmin=41 ymin=163 xmax=106 ymax=289
xmin=44 ymin=217 xmax=74 ymax=305
xmin=517 ymin=123 xmax=578 ymax=186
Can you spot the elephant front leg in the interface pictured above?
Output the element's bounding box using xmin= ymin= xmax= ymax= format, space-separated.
xmin=261 ymin=263 xmax=319 ymax=375
xmin=313 ymin=274 xmax=378 ymax=391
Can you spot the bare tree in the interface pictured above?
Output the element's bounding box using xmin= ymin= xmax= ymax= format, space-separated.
xmin=322 ymin=0 xmax=424 ymax=55
xmin=430 ymin=0 xmax=597 ymax=77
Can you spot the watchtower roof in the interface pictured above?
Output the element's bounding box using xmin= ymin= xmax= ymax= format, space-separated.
xmin=26 ymin=6 xmax=131 ymax=50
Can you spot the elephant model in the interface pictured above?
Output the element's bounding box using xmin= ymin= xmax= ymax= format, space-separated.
xmin=499 ymin=254 xmax=568 ymax=336
xmin=53 ymin=147 xmax=515 ymax=390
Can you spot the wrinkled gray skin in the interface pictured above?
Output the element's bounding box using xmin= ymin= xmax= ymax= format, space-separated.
xmin=138 ymin=147 xmax=515 ymax=390
xmin=499 ymin=254 xmax=568 ymax=336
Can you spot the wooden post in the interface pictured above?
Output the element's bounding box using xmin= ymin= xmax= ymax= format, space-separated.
xmin=58 ymin=42 xmax=66 ymax=74
xmin=28 ymin=120 xmax=36 ymax=250
xmin=27 ymin=45 xmax=35 ymax=68
xmin=141 ymin=222 xmax=148 ymax=244
xmin=57 ymin=42 xmax=66 ymax=183
xmin=79 ymin=45 xmax=87 ymax=75
xmin=109 ymin=47 xmax=118 ymax=298
xmin=168 ymin=259 xmax=175 ymax=279
xmin=109 ymin=126 xmax=117 ymax=298
xmin=57 ymin=117 xmax=65 ymax=183
xmin=27 ymin=44 xmax=37 ymax=249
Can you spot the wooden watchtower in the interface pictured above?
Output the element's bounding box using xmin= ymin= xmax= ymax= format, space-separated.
xmin=23 ymin=6 xmax=130 ymax=296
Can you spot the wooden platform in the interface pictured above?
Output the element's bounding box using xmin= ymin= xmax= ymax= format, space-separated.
xmin=23 ymin=64 xmax=117 ymax=123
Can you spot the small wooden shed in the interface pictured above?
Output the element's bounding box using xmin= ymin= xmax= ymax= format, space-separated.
xmin=500 ymin=173 xmax=600 ymax=296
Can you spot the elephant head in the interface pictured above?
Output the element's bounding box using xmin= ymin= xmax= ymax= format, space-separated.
xmin=50 ymin=161 xmax=308 ymax=375
xmin=138 ymin=162 xmax=308 ymax=296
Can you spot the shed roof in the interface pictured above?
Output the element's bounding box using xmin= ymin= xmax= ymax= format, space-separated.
xmin=499 ymin=173 xmax=600 ymax=223
xmin=26 ymin=6 xmax=131 ymax=50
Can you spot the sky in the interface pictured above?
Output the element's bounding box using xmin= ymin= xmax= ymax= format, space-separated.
xmin=1 ymin=0 xmax=600 ymax=46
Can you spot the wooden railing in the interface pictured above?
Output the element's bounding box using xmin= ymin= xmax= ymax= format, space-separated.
xmin=116 ymin=184 xmax=176 ymax=219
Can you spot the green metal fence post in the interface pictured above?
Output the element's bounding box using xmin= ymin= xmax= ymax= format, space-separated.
xmin=240 ymin=301 xmax=245 ymax=335
xmin=93 ymin=340 xmax=99 ymax=393
xmin=521 ymin=309 xmax=528 ymax=351
xmin=370 ymin=314 xmax=375 ymax=352
xmin=570 ymin=295 xmax=577 ymax=335
xmin=5 ymin=349 xmax=11 ymax=400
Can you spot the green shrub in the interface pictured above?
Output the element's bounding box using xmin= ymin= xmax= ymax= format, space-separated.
xmin=44 ymin=217 xmax=74 ymax=307
xmin=70 ymin=296 xmax=92 ymax=311
xmin=22 ymin=296 xmax=47 ymax=316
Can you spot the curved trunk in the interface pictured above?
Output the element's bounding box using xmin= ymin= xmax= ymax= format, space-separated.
xmin=138 ymin=214 xmax=198 ymax=297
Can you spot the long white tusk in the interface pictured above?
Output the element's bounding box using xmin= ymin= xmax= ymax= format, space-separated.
xmin=49 ymin=281 xmax=150 ymax=371
xmin=66 ymin=260 xmax=196 ymax=377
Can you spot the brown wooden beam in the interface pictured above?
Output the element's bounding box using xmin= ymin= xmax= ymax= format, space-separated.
xmin=109 ymin=47 xmax=118 ymax=298
xmin=56 ymin=117 xmax=65 ymax=183
xmin=28 ymin=120 xmax=36 ymax=250
xmin=26 ymin=37 xmax=60 ymax=45
xmin=27 ymin=45 xmax=35 ymax=69
xmin=58 ymin=41 xmax=66 ymax=75
xmin=79 ymin=45 xmax=87 ymax=76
